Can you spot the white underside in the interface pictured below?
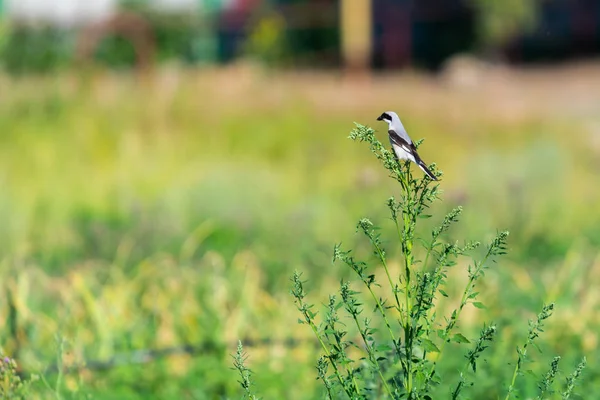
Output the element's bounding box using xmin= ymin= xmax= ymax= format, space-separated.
xmin=392 ymin=144 xmax=416 ymax=163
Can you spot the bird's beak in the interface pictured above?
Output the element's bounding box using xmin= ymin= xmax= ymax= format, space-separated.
xmin=376 ymin=115 xmax=383 ymax=121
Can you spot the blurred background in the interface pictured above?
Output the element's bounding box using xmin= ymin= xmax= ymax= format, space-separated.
xmin=0 ymin=0 xmax=599 ymax=398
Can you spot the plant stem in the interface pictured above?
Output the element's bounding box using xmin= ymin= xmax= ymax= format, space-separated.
xmin=505 ymin=304 xmax=555 ymax=400
xmin=296 ymin=296 xmax=359 ymax=398
xmin=399 ymin=164 xmax=415 ymax=396
xmin=425 ymin=246 xmax=496 ymax=387
xmin=370 ymin=237 xmax=406 ymax=338
xmin=349 ymin=312 xmax=395 ymax=399
xmin=365 ymin=281 xmax=404 ymax=365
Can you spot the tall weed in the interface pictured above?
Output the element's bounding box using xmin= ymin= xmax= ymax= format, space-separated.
xmin=235 ymin=121 xmax=586 ymax=399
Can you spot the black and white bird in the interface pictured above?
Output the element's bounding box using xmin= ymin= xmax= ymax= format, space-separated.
xmin=377 ymin=111 xmax=437 ymax=181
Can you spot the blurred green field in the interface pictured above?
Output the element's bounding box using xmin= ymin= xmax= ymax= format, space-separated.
xmin=1 ymin=62 xmax=600 ymax=398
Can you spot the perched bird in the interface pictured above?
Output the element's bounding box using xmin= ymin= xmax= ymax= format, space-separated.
xmin=377 ymin=111 xmax=437 ymax=180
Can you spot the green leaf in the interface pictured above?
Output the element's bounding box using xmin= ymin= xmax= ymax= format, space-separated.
xmin=525 ymin=369 xmax=537 ymax=379
xmin=439 ymin=289 xmax=449 ymax=297
xmin=472 ymin=302 xmax=486 ymax=309
xmin=375 ymin=344 xmax=392 ymax=353
xmin=421 ymin=339 xmax=441 ymax=353
xmin=452 ymin=333 xmax=471 ymax=344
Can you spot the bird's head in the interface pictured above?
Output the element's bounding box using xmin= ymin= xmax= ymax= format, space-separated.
xmin=377 ymin=111 xmax=399 ymax=124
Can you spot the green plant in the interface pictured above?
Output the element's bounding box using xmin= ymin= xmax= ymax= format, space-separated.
xmin=561 ymin=357 xmax=586 ymax=400
xmin=0 ymin=25 xmax=72 ymax=74
xmin=537 ymin=356 xmax=561 ymax=399
xmin=232 ymin=341 xmax=259 ymax=400
xmin=283 ymin=122 xmax=585 ymax=399
xmin=505 ymin=303 xmax=554 ymax=399
xmin=0 ymin=351 xmax=37 ymax=399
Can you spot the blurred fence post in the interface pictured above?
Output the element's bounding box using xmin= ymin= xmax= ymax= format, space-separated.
xmin=340 ymin=0 xmax=372 ymax=76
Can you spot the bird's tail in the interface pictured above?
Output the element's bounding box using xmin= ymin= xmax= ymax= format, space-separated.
xmin=417 ymin=160 xmax=438 ymax=181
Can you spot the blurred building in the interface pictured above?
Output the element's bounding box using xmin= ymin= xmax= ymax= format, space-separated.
xmin=372 ymin=0 xmax=475 ymax=70
xmin=505 ymin=0 xmax=600 ymax=63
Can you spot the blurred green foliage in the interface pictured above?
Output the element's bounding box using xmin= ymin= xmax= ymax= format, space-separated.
xmin=0 ymin=67 xmax=598 ymax=398
xmin=244 ymin=10 xmax=290 ymax=66
xmin=0 ymin=4 xmax=220 ymax=73
xmin=0 ymin=26 xmax=72 ymax=74
xmin=470 ymin=0 xmax=540 ymax=47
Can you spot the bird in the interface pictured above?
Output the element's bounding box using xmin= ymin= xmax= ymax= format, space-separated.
xmin=377 ymin=111 xmax=438 ymax=181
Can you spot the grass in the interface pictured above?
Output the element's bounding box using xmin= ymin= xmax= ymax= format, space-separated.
xmin=0 ymin=62 xmax=598 ymax=398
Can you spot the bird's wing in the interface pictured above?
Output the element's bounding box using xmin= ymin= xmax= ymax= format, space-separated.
xmin=389 ymin=129 xmax=429 ymax=163
xmin=389 ymin=129 xmax=437 ymax=180
xmin=389 ymin=129 xmax=416 ymax=155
